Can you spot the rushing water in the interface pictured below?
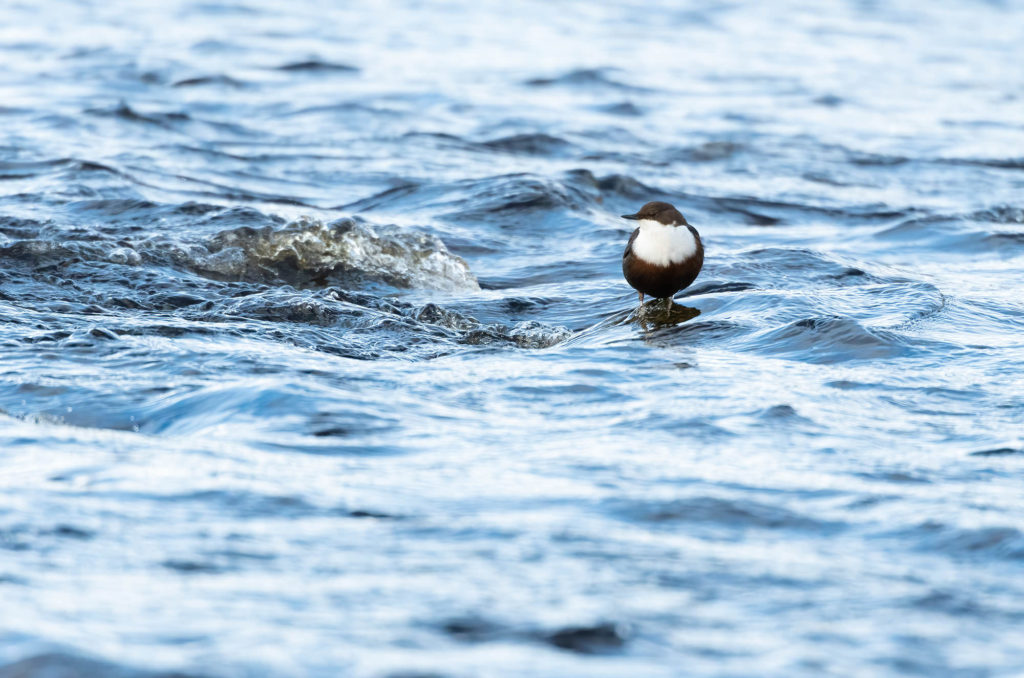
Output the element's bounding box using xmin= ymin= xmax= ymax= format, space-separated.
xmin=1 ymin=0 xmax=1023 ymax=676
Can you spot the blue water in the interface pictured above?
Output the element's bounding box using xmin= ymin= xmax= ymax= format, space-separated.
xmin=1 ymin=0 xmax=1023 ymax=676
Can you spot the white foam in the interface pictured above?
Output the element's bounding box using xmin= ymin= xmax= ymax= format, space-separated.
xmin=630 ymin=219 xmax=697 ymax=267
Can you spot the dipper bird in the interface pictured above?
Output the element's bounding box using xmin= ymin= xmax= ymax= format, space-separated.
xmin=621 ymin=201 xmax=703 ymax=304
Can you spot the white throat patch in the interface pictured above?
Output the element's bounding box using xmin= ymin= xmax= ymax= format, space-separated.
xmin=631 ymin=219 xmax=697 ymax=267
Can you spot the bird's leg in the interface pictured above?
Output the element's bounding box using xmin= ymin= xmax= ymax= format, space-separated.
xmin=660 ymin=296 xmax=673 ymax=319
xmin=637 ymin=291 xmax=644 ymax=305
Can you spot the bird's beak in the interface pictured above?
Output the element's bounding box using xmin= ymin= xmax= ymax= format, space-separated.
xmin=621 ymin=213 xmax=640 ymax=220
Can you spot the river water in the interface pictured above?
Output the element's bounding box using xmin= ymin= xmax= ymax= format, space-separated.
xmin=1 ymin=0 xmax=1023 ymax=676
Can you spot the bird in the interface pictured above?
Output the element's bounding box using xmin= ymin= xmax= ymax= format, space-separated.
xmin=621 ymin=201 xmax=703 ymax=305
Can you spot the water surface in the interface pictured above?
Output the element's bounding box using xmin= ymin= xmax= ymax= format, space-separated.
xmin=1 ymin=0 xmax=1023 ymax=676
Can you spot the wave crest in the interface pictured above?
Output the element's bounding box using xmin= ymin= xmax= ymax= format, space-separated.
xmin=160 ymin=216 xmax=480 ymax=292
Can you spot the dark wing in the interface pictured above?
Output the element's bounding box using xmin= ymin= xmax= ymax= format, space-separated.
xmin=686 ymin=224 xmax=701 ymax=250
xmin=622 ymin=228 xmax=639 ymax=261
